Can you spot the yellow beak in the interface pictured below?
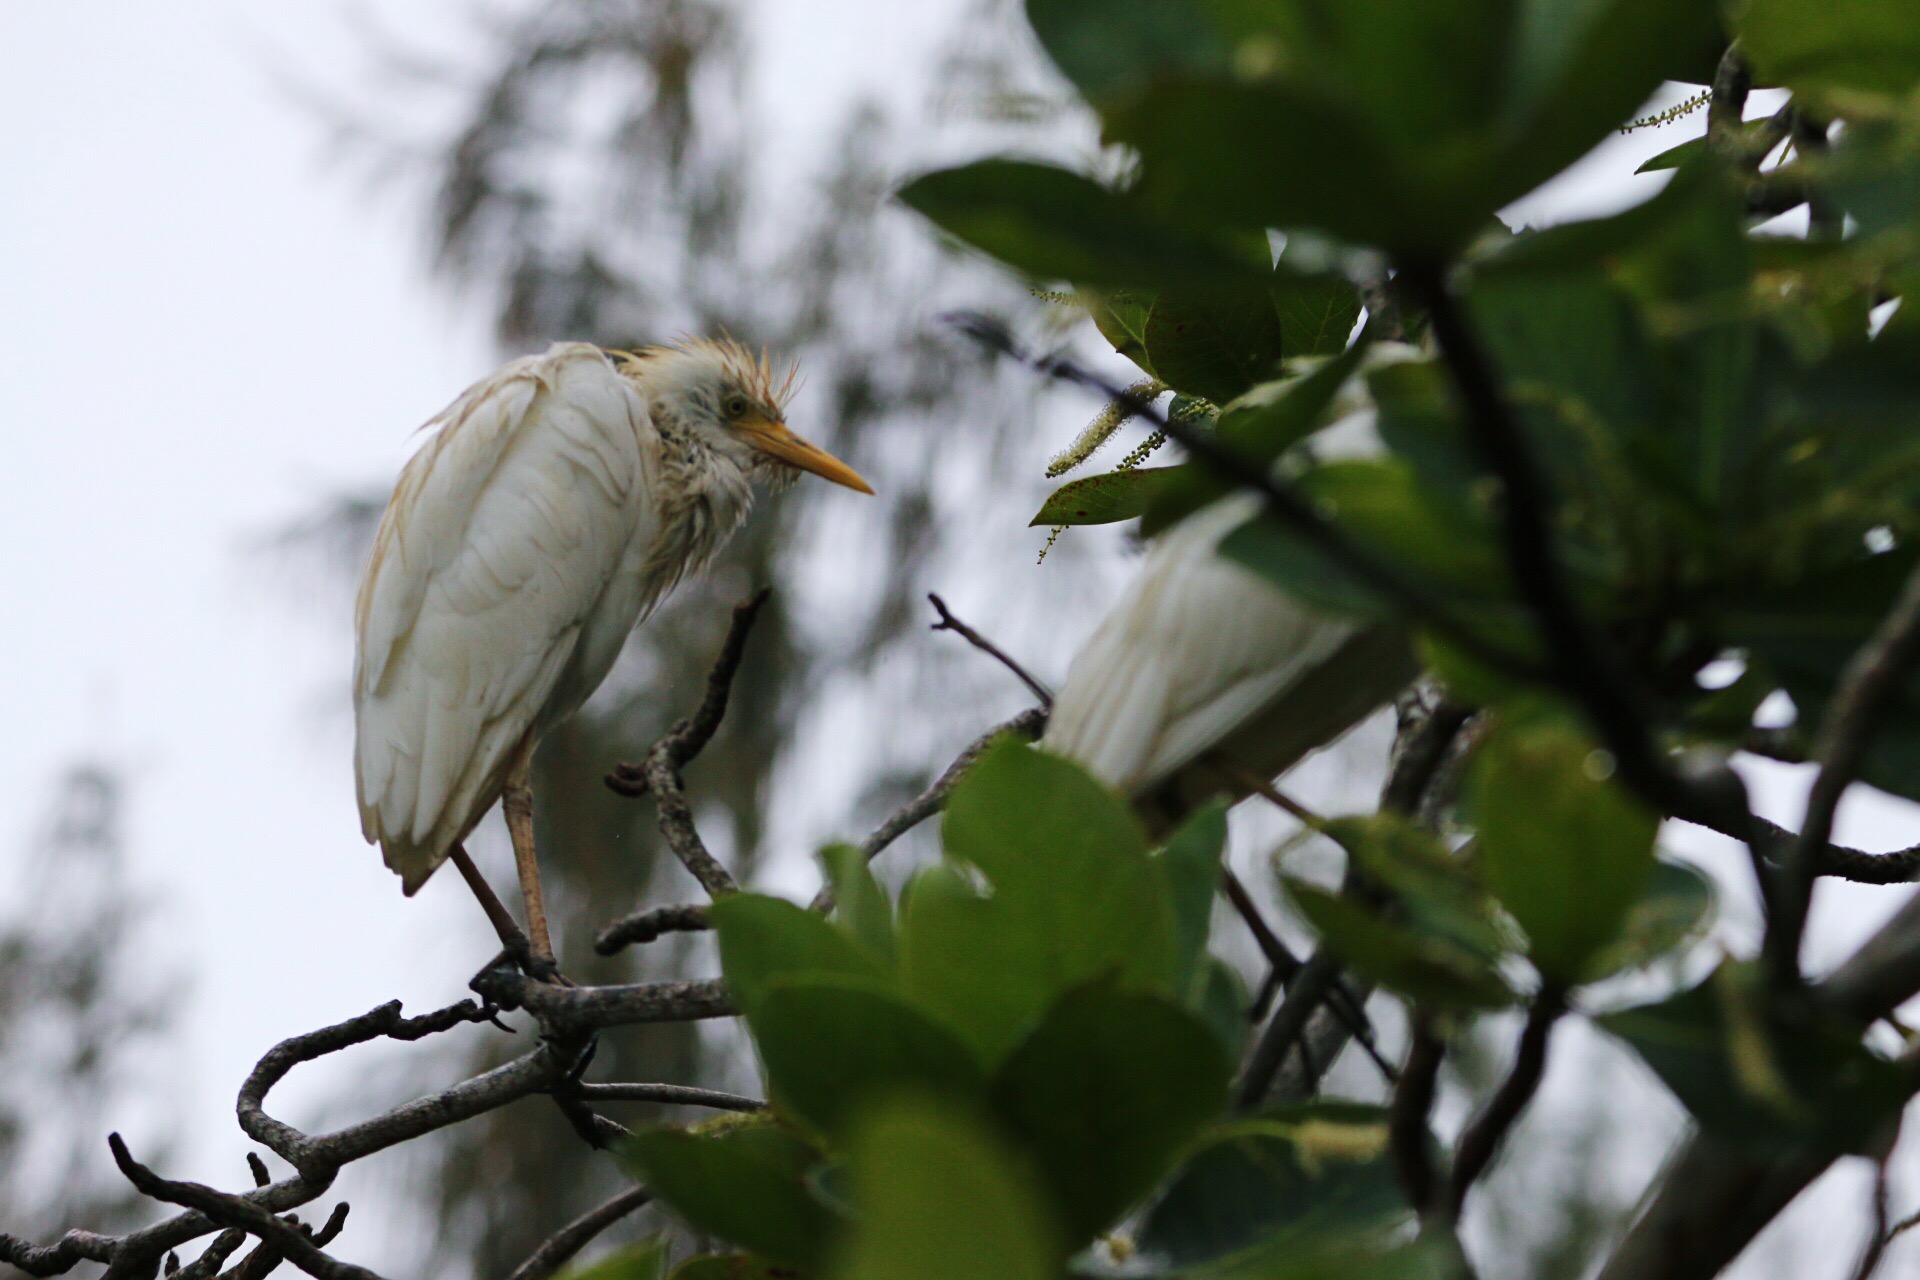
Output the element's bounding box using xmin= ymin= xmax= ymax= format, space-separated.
xmin=740 ymin=417 xmax=875 ymax=494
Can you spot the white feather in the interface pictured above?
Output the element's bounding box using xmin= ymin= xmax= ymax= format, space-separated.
xmin=1043 ymin=494 xmax=1362 ymax=794
xmin=353 ymin=343 xmax=660 ymax=892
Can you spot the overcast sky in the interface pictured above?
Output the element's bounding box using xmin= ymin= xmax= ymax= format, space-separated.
xmin=3 ymin=4 xmax=1918 ymax=1275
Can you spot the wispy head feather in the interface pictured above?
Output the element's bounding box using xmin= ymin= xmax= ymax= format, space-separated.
xmin=613 ymin=336 xmax=798 ymax=414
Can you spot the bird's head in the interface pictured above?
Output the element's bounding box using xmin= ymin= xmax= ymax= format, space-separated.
xmin=614 ymin=339 xmax=874 ymax=495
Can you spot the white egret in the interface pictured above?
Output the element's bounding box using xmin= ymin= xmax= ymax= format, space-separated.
xmin=1042 ymin=383 xmax=1419 ymax=828
xmin=354 ymin=339 xmax=870 ymax=965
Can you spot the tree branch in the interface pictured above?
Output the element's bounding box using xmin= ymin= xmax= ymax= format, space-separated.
xmin=1444 ymin=990 xmax=1565 ymax=1219
xmin=927 ymin=593 xmax=1053 ymax=705
xmin=944 ymin=312 xmax=1534 ymax=677
xmin=604 ymin=590 xmax=773 ymax=898
xmin=570 ymin=1082 xmax=764 ymax=1112
xmin=503 ymin=1186 xmax=654 ymax=1280
xmin=1774 ymin=557 xmax=1920 ymax=984
xmin=107 ymin=1138 xmax=378 ymax=1280
xmin=593 ymin=904 xmax=712 ymax=957
xmin=809 ymin=706 xmax=1047 ymax=913
xmin=1390 ymin=1018 xmax=1445 ymax=1217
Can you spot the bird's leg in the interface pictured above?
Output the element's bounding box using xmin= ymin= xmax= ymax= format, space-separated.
xmin=502 ymin=734 xmax=557 ymax=971
xmin=448 ymin=842 xmax=534 ymax=959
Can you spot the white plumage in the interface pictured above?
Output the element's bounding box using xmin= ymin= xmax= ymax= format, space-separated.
xmin=1043 ymin=358 xmax=1421 ymax=806
xmin=353 ymin=339 xmax=869 ymax=932
xmin=1043 ymin=494 xmax=1362 ymax=793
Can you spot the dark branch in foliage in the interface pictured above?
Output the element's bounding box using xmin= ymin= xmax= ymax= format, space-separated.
xmin=1775 ymin=559 xmax=1920 ymax=983
xmin=1444 ymin=990 xmax=1566 ymax=1219
xmin=1390 ymin=1018 xmax=1445 ymax=1217
xmin=944 ymin=312 xmax=1532 ymax=676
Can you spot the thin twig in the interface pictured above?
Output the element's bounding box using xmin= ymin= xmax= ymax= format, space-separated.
xmin=1234 ymin=951 xmax=1343 ymax=1109
xmin=170 ymin=1232 xmax=246 ymax=1280
xmin=809 ymin=707 xmax=1048 ymax=913
xmin=1777 ymin=558 xmax=1920 ymax=985
xmin=593 ymin=904 xmax=711 ymax=957
xmin=570 ymin=1083 xmax=765 ymax=1112
xmin=604 ymin=590 xmax=772 ymax=898
xmin=107 ymin=1138 xmax=381 ymax=1280
xmin=944 ymin=312 xmax=1533 ymax=676
xmin=1852 ymin=1155 xmax=1895 ymax=1280
xmin=928 ymin=593 xmax=1054 ymax=706
xmin=504 ymin=1185 xmax=654 ymax=1280
xmin=1444 ymin=991 xmax=1566 ymax=1218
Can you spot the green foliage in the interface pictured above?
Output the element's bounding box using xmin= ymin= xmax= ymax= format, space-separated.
xmin=1029 ymin=466 xmax=1180 ymax=527
xmin=560 ymin=1239 xmax=666 ymax=1280
xmin=837 ymin=1098 xmax=1061 ymax=1280
xmin=1140 ymin=1103 xmax=1405 ymax=1268
xmin=1736 ymin=0 xmax=1920 ymax=100
xmin=624 ymin=1125 xmax=834 ymax=1270
xmin=1469 ymin=716 xmax=1659 ymax=984
xmin=1601 ymin=962 xmax=1912 ymax=1154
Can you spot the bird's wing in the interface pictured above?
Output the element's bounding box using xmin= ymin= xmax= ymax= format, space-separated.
xmin=1042 ymin=496 xmax=1358 ymax=795
xmin=354 ymin=343 xmax=656 ymax=891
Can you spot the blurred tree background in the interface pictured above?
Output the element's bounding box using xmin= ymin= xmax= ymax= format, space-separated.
xmin=0 ymin=762 xmax=174 ymax=1252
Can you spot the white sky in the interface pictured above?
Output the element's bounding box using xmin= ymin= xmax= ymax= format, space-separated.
xmin=2 ymin=5 xmax=1918 ymax=1276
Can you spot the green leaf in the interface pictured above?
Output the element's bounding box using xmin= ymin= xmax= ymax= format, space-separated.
xmin=1579 ymin=859 xmax=1715 ymax=983
xmin=1469 ymin=716 xmax=1659 ymax=984
xmin=1146 ymin=286 xmax=1287 ymax=405
xmin=839 ymin=1097 xmax=1061 ymax=1280
xmin=1030 ymin=467 xmax=1181 ymax=527
xmin=751 ymin=979 xmax=986 ymax=1139
xmin=1140 ymin=1103 xmax=1405 ymax=1268
xmin=1325 ymin=815 xmax=1512 ymax=963
xmin=1738 ymin=0 xmax=1920 ymax=99
xmin=821 ymin=843 xmax=895 ymax=965
xmin=711 ymin=893 xmax=886 ymax=1017
xmin=1141 ymin=335 xmax=1371 ymax=537
xmin=990 ymin=982 xmax=1230 ymax=1245
xmin=667 ymin=1257 xmax=789 ymax=1280
xmin=1158 ymin=801 xmax=1228 ymax=1002
xmin=1273 ymin=266 xmax=1365 ymax=359
xmin=1194 ymin=956 xmax=1252 ymax=1062
xmin=561 ymin=1239 xmax=666 ymax=1280
xmin=624 ymin=1124 xmax=834 ymax=1271
xmin=900 ymin=742 xmax=1177 ymax=1065
xmin=1636 ymin=135 xmax=1706 ymax=175
xmin=1601 ymin=962 xmax=1911 ymax=1154
xmin=897 ymin=160 xmax=1267 ymax=287
xmin=1286 ymin=881 xmax=1516 ymax=1010
xmin=1025 ymin=0 xmax=1229 ymax=104
xmin=1087 ymin=289 xmax=1157 ymax=375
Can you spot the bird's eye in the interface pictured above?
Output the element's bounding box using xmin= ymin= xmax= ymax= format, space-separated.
xmin=723 ymin=393 xmax=750 ymax=419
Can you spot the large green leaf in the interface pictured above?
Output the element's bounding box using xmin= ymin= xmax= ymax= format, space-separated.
xmin=1157 ymin=801 xmax=1228 ymax=1003
xmin=714 ymin=898 xmax=890 ymax=1013
xmin=1030 ymin=467 xmax=1180 ymax=528
xmin=1140 ymin=1103 xmax=1405 ymax=1268
xmin=751 ymin=979 xmax=986 ymax=1139
xmin=1579 ymin=859 xmax=1715 ymax=983
xmin=1600 ymin=962 xmax=1911 ymax=1154
xmin=990 ymin=982 xmax=1230 ymax=1245
xmin=900 ymin=742 xmax=1177 ymax=1065
xmin=1738 ymin=0 xmax=1920 ymax=99
xmin=712 ymin=894 xmax=887 ymax=1017
xmin=1025 ymin=0 xmax=1229 ymax=104
xmin=1286 ymin=881 xmax=1515 ymax=1009
xmin=1469 ymin=716 xmax=1659 ymax=984
xmin=896 ymin=160 xmax=1267 ymax=287
xmin=1272 ymin=268 xmax=1364 ymax=359
xmin=820 ymin=843 xmax=896 ymax=966
xmin=1141 ymin=335 xmax=1371 ymax=536
xmin=624 ymin=1124 xmax=835 ymax=1271
xmin=1146 ymin=285 xmax=1288 ymax=404
xmin=838 ymin=1098 xmax=1061 ymax=1280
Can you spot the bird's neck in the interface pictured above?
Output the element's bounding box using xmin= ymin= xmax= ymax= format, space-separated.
xmin=645 ymin=415 xmax=759 ymax=589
